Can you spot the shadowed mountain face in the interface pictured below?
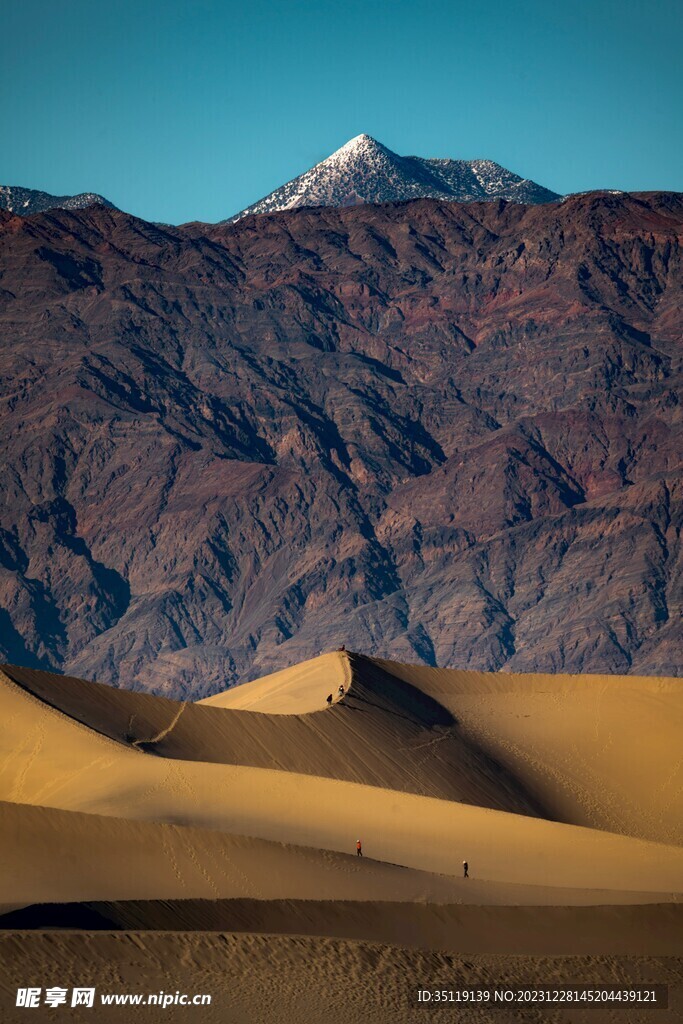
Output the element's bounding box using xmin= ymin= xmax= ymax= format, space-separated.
xmin=0 ymin=192 xmax=681 ymax=697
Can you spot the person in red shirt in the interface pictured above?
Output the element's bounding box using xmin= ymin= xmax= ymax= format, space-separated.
xmin=356 ymin=839 xmax=363 ymax=857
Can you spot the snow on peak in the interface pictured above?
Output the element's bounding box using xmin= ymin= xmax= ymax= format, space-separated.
xmin=333 ymin=133 xmax=387 ymax=157
xmin=339 ymin=133 xmax=378 ymax=150
xmin=0 ymin=184 xmax=117 ymax=217
xmin=226 ymin=137 xmax=562 ymax=221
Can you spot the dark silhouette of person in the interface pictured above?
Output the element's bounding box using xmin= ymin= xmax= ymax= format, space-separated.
xmin=463 ymin=860 xmax=469 ymax=878
xmin=356 ymin=839 xmax=363 ymax=857
xmin=326 ymin=693 xmax=333 ymax=706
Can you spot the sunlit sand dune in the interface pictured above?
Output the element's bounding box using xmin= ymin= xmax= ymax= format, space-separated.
xmin=6 ymin=800 xmax=680 ymax=915
xmin=374 ymin=657 xmax=683 ymax=843
xmin=199 ymin=652 xmax=350 ymax=712
xmin=1 ymin=658 xmax=543 ymax=813
xmin=1 ymin=662 xmax=682 ymax=894
xmin=1 ymin=651 xmax=681 ymax=1022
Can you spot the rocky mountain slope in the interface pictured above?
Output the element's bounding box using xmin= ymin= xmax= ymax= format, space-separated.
xmin=0 ymin=192 xmax=681 ymax=697
xmin=0 ymin=184 xmax=116 ymax=217
xmin=228 ymin=134 xmax=561 ymax=220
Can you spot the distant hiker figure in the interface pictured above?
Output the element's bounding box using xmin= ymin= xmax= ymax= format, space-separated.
xmin=463 ymin=860 xmax=469 ymax=878
xmin=356 ymin=839 xmax=363 ymax=857
xmin=338 ymin=684 xmax=345 ymax=697
xmin=326 ymin=693 xmax=333 ymax=706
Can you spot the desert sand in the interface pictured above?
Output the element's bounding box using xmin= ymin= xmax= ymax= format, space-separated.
xmin=1 ymin=652 xmax=681 ymax=1021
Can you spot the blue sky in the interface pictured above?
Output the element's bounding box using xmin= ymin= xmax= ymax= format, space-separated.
xmin=2 ymin=0 xmax=681 ymax=223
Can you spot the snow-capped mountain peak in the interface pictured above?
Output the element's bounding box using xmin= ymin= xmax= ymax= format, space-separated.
xmin=333 ymin=133 xmax=383 ymax=155
xmin=314 ymin=134 xmax=396 ymax=179
xmin=227 ymin=135 xmax=561 ymax=221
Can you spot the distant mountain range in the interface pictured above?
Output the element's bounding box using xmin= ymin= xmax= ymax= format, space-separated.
xmin=2 ymin=135 xmax=561 ymax=223
xmin=226 ymin=134 xmax=562 ymax=221
xmin=0 ymin=184 xmax=117 ymax=217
